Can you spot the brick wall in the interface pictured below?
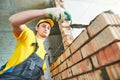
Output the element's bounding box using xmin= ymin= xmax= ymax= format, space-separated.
xmin=50 ymin=12 xmax=120 ymax=80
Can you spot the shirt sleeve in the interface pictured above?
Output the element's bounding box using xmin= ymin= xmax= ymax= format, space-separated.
xmin=13 ymin=25 xmax=34 ymax=41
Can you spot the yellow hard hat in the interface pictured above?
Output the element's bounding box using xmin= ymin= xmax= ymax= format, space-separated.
xmin=36 ymin=19 xmax=54 ymax=27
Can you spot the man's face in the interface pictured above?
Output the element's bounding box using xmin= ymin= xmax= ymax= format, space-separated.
xmin=36 ymin=22 xmax=51 ymax=38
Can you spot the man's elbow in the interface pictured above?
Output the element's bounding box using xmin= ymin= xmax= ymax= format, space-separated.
xmin=8 ymin=15 xmax=19 ymax=27
xmin=9 ymin=16 xmax=14 ymax=24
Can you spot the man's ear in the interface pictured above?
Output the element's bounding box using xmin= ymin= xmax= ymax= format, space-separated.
xmin=35 ymin=26 xmax=38 ymax=32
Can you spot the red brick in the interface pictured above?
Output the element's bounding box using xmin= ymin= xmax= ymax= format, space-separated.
xmin=104 ymin=42 xmax=120 ymax=64
xmin=111 ymin=14 xmax=119 ymax=24
xmin=85 ymin=73 xmax=95 ymax=80
xmin=106 ymin=65 xmax=116 ymax=80
xmin=82 ymin=26 xmax=120 ymax=58
xmin=61 ymin=69 xmax=68 ymax=79
xmin=111 ymin=64 xmax=120 ymax=79
xmin=50 ymin=63 xmax=54 ymax=71
xmin=67 ymin=68 xmax=73 ymax=78
xmin=116 ymin=26 xmax=120 ymax=38
xmin=78 ymin=72 xmax=96 ymax=80
xmin=88 ymin=72 xmax=97 ymax=80
xmin=116 ymin=14 xmax=120 ymax=24
xmin=80 ymin=44 xmax=88 ymax=58
xmin=114 ymin=62 xmax=120 ymax=77
xmin=106 ymin=13 xmax=115 ymax=24
xmin=58 ymin=64 xmax=62 ymax=73
xmin=104 ymin=45 xmax=114 ymax=64
xmin=56 ymin=57 xmax=61 ymax=65
xmin=85 ymin=26 xmax=119 ymax=57
xmin=59 ymin=23 xmax=69 ymax=31
xmin=63 ymin=39 xmax=73 ymax=48
xmin=52 ymin=69 xmax=55 ymax=76
xmin=61 ymin=68 xmax=72 ymax=79
xmin=112 ymin=26 xmax=120 ymax=40
xmin=61 ymin=28 xmax=72 ymax=37
xmin=78 ymin=75 xmax=85 ymax=80
xmin=54 ymin=74 xmax=61 ymax=80
xmin=96 ymin=26 xmax=119 ymax=48
xmin=60 ymin=27 xmax=70 ymax=32
xmin=70 ymin=29 xmax=89 ymax=54
xmin=54 ymin=60 xmax=59 ymax=68
xmin=106 ymin=62 xmax=120 ymax=80
xmin=52 ymin=77 xmax=55 ymax=80
xmin=106 ymin=67 xmax=113 ymax=80
xmin=91 ymin=54 xmax=100 ymax=68
xmin=80 ymin=59 xmax=92 ymax=73
xmin=60 ymin=52 xmax=67 ymax=62
xmin=94 ymin=70 xmax=104 ymax=80
xmin=66 ymin=58 xmax=73 ymax=67
xmin=71 ymin=50 xmax=82 ymax=65
xmin=62 ymin=34 xmax=74 ymax=42
xmin=83 ymin=73 xmax=90 ymax=80
xmin=50 ymin=71 xmax=54 ymax=77
xmin=51 ymin=67 xmax=59 ymax=76
xmin=89 ymin=38 xmax=100 ymax=54
xmin=66 ymin=50 xmax=82 ymax=67
xmin=111 ymin=42 xmax=120 ymax=60
xmin=59 ymin=61 xmax=67 ymax=72
xmin=60 ymin=25 xmax=73 ymax=49
xmin=97 ymin=50 xmax=108 ymax=66
xmin=70 ymin=42 xmax=76 ymax=54
xmin=65 ymin=47 xmax=71 ymax=58
xmin=81 ymin=41 xmax=96 ymax=58
xmin=108 ymin=13 xmax=120 ymax=24
xmin=71 ymin=62 xmax=82 ymax=75
xmin=71 ymin=59 xmax=92 ymax=75
xmin=68 ymin=77 xmax=78 ymax=80
xmin=87 ymin=13 xmax=114 ymax=37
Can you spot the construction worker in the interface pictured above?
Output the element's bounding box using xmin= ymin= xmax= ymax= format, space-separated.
xmin=0 ymin=7 xmax=71 ymax=80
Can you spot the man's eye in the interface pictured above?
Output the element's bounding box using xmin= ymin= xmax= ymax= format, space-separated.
xmin=42 ymin=25 xmax=46 ymax=27
xmin=47 ymin=27 xmax=50 ymax=30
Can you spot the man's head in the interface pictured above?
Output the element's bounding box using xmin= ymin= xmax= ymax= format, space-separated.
xmin=35 ymin=19 xmax=54 ymax=38
xmin=36 ymin=19 xmax=54 ymax=27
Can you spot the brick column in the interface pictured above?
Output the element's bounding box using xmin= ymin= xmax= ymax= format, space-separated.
xmin=55 ymin=0 xmax=74 ymax=49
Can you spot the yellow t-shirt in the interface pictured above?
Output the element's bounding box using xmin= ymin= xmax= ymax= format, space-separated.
xmin=0 ymin=25 xmax=46 ymax=74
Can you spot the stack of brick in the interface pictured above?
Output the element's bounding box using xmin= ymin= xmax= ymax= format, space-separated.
xmin=55 ymin=0 xmax=74 ymax=49
xmin=50 ymin=12 xmax=120 ymax=80
xmin=59 ymin=22 xmax=74 ymax=49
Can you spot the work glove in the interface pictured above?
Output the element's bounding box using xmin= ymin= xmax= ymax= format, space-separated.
xmin=45 ymin=7 xmax=71 ymax=22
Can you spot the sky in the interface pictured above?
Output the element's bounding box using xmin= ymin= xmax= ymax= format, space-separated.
xmin=63 ymin=0 xmax=120 ymax=24
xmin=63 ymin=0 xmax=120 ymax=38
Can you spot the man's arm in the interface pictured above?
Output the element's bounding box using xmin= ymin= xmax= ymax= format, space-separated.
xmin=9 ymin=9 xmax=46 ymax=36
xmin=9 ymin=8 xmax=71 ymax=36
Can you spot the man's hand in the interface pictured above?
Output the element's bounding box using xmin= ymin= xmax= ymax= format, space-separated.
xmin=45 ymin=7 xmax=71 ymax=22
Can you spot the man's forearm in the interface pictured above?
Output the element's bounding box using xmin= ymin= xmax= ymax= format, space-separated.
xmin=9 ymin=9 xmax=46 ymax=27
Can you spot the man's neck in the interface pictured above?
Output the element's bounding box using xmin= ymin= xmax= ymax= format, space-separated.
xmin=36 ymin=35 xmax=45 ymax=42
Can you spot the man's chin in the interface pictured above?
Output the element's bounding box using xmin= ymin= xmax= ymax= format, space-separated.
xmin=42 ymin=35 xmax=48 ymax=38
xmin=42 ymin=33 xmax=49 ymax=38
